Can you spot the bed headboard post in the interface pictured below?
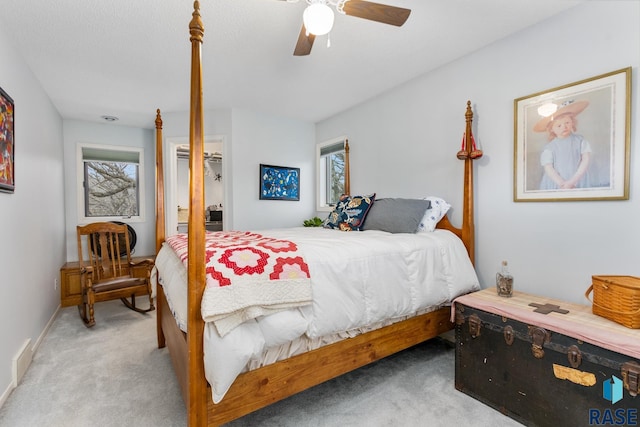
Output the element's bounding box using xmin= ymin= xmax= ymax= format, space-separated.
xmin=460 ymin=100 xmax=480 ymax=265
xmin=155 ymin=109 xmax=166 ymax=254
xmin=186 ymin=1 xmax=207 ymax=426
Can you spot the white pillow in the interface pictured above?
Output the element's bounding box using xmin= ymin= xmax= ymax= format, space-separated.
xmin=257 ymin=308 xmax=309 ymax=349
xmin=418 ymin=197 xmax=451 ymax=232
xmin=204 ymin=320 xmax=265 ymax=403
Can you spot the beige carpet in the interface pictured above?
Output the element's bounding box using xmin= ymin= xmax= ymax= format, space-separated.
xmin=0 ymin=300 xmax=520 ymax=427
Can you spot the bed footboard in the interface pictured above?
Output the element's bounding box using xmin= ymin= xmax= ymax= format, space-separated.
xmin=205 ymin=307 xmax=453 ymax=425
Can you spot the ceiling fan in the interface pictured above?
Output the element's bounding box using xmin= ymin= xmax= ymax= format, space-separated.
xmin=282 ymin=0 xmax=411 ymax=56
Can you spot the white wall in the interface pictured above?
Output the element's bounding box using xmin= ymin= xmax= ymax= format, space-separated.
xmin=0 ymin=25 xmax=65 ymax=403
xmin=230 ymin=108 xmax=316 ymax=230
xmin=62 ymin=120 xmax=156 ymax=260
xmin=316 ymin=1 xmax=640 ymax=305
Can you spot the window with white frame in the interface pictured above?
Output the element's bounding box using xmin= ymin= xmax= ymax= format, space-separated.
xmin=78 ymin=144 xmax=144 ymax=221
xmin=317 ymin=137 xmax=347 ymax=211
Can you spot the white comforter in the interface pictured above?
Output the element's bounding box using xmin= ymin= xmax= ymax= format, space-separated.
xmin=155 ymin=227 xmax=479 ymax=403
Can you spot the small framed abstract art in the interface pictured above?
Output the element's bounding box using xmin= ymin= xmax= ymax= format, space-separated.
xmin=0 ymin=85 xmax=15 ymax=194
xmin=513 ymin=67 xmax=631 ymax=202
xmin=259 ymin=164 xmax=300 ymax=201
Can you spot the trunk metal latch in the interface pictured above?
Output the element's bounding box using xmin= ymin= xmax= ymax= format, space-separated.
xmin=468 ymin=314 xmax=481 ymax=338
xmin=528 ymin=326 xmax=550 ymax=359
xmin=503 ymin=325 xmax=515 ymax=346
xmin=567 ymin=345 xmax=582 ymax=368
xmin=622 ymin=361 xmax=640 ymax=397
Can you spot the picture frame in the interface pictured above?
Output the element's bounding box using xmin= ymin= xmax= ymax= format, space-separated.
xmin=259 ymin=164 xmax=300 ymax=201
xmin=0 ymin=86 xmax=15 ymax=194
xmin=514 ymin=67 xmax=631 ymax=202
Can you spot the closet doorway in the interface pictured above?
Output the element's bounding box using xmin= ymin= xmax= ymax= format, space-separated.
xmin=167 ymin=136 xmax=225 ymax=236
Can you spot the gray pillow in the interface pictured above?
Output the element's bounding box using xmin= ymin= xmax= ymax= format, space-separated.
xmin=361 ymin=198 xmax=431 ymax=233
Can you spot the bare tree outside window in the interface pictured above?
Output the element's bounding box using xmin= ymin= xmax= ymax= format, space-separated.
xmin=84 ymin=161 xmax=139 ymax=217
xmin=317 ymin=137 xmax=348 ymax=211
xmin=327 ymin=152 xmax=344 ymax=205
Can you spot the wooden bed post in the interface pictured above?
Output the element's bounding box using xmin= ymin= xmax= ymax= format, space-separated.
xmin=459 ymin=100 xmax=481 ymax=265
xmin=435 ymin=101 xmax=479 ymax=263
xmin=155 ymin=109 xmax=166 ymax=348
xmin=187 ymin=2 xmax=207 ymax=426
xmin=155 ymin=109 xmax=166 ymax=253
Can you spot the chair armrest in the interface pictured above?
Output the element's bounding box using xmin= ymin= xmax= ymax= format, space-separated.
xmin=79 ymin=266 xmax=94 ymax=290
xmin=79 ymin=265 xmax=94 ymax=275
xmin=129 ymin=258 xmax=154 ymax=268
xmin=129 ymin=258 xmax=155 ymax=276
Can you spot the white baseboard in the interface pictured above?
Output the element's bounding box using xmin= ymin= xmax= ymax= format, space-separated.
xmin=0 ymin=382 xmax=12 ymax=411
xmin=32 ymin=305 xmax=60 ymax=355
xmin=0 ymin=304 xmax=60 ymax=410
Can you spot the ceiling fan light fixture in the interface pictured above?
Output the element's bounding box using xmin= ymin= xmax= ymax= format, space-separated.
xmin=303 ymin=3 xmax=334 ymax=36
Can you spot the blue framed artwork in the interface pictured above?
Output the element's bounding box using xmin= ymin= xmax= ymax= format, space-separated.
xmin=259 ymin=164 xmax=300 ymax=201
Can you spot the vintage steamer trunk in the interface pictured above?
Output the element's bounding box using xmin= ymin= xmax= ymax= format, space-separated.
xmin=454 ymin=289 xmax=640 ymax=427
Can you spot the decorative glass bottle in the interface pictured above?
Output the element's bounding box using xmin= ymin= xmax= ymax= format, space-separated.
xmin=496 ymin=260 xmax=513 ymax=297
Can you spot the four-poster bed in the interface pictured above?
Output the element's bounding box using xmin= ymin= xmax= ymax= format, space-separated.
xmin=154 ymin=2 xmax=482 ymax=426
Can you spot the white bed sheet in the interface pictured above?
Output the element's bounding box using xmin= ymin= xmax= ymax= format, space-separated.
xmin=154 ymin=227 xmax=480 ymax=403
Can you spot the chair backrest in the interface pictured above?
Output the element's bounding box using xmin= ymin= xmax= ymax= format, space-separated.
xmin=76 ymin=222 xmax=133 ymax=283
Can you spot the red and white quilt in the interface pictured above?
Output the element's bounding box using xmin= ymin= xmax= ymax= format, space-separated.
xmin=165 ymin=231 xmax=312 ymax=336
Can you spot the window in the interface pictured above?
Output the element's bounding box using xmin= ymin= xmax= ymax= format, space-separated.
xmin=78 ymin=144 xmax=145 ymax=221
xmin=316 ymin=137 xmax=347 ymax=211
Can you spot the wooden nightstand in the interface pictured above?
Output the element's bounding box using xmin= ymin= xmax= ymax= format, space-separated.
xmin=59 ymin=256 xmax=155 ymax=307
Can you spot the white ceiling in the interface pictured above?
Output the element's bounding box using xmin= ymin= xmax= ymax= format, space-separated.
xmin=0 ymin=0 xmax=581 ymax=129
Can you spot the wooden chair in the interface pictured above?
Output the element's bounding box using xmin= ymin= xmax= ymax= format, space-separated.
xmin=76 ymin=222 xmax=155 ymax=327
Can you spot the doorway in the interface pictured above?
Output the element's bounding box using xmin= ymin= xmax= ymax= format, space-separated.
xmin=167 ymin=136 xmax=225 ymax=235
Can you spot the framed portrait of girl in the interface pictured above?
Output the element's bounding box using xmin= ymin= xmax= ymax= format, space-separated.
xmin=513 ymin=67 xmax=631 ymax=202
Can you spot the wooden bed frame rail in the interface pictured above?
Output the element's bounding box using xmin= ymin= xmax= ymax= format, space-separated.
xmin=154 ymin=2 xmax=480 ymax=425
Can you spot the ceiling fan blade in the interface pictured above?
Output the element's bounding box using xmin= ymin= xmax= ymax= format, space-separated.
xmin=342 ymin=0 xmax=411 ymax=26
xmin=293 ymin=23 xmax=315 ymax=56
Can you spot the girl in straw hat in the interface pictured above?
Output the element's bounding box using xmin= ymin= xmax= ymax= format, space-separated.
xmin=535 ymin=100 xmax=592 ymax=190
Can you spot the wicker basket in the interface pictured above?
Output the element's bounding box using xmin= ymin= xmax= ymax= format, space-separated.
xmin=585 ymin=275 xmax=640 ymax=328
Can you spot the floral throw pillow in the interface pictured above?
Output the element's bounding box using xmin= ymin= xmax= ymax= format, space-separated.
xmin=323 ymin=193 xmax=376 ymax=231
